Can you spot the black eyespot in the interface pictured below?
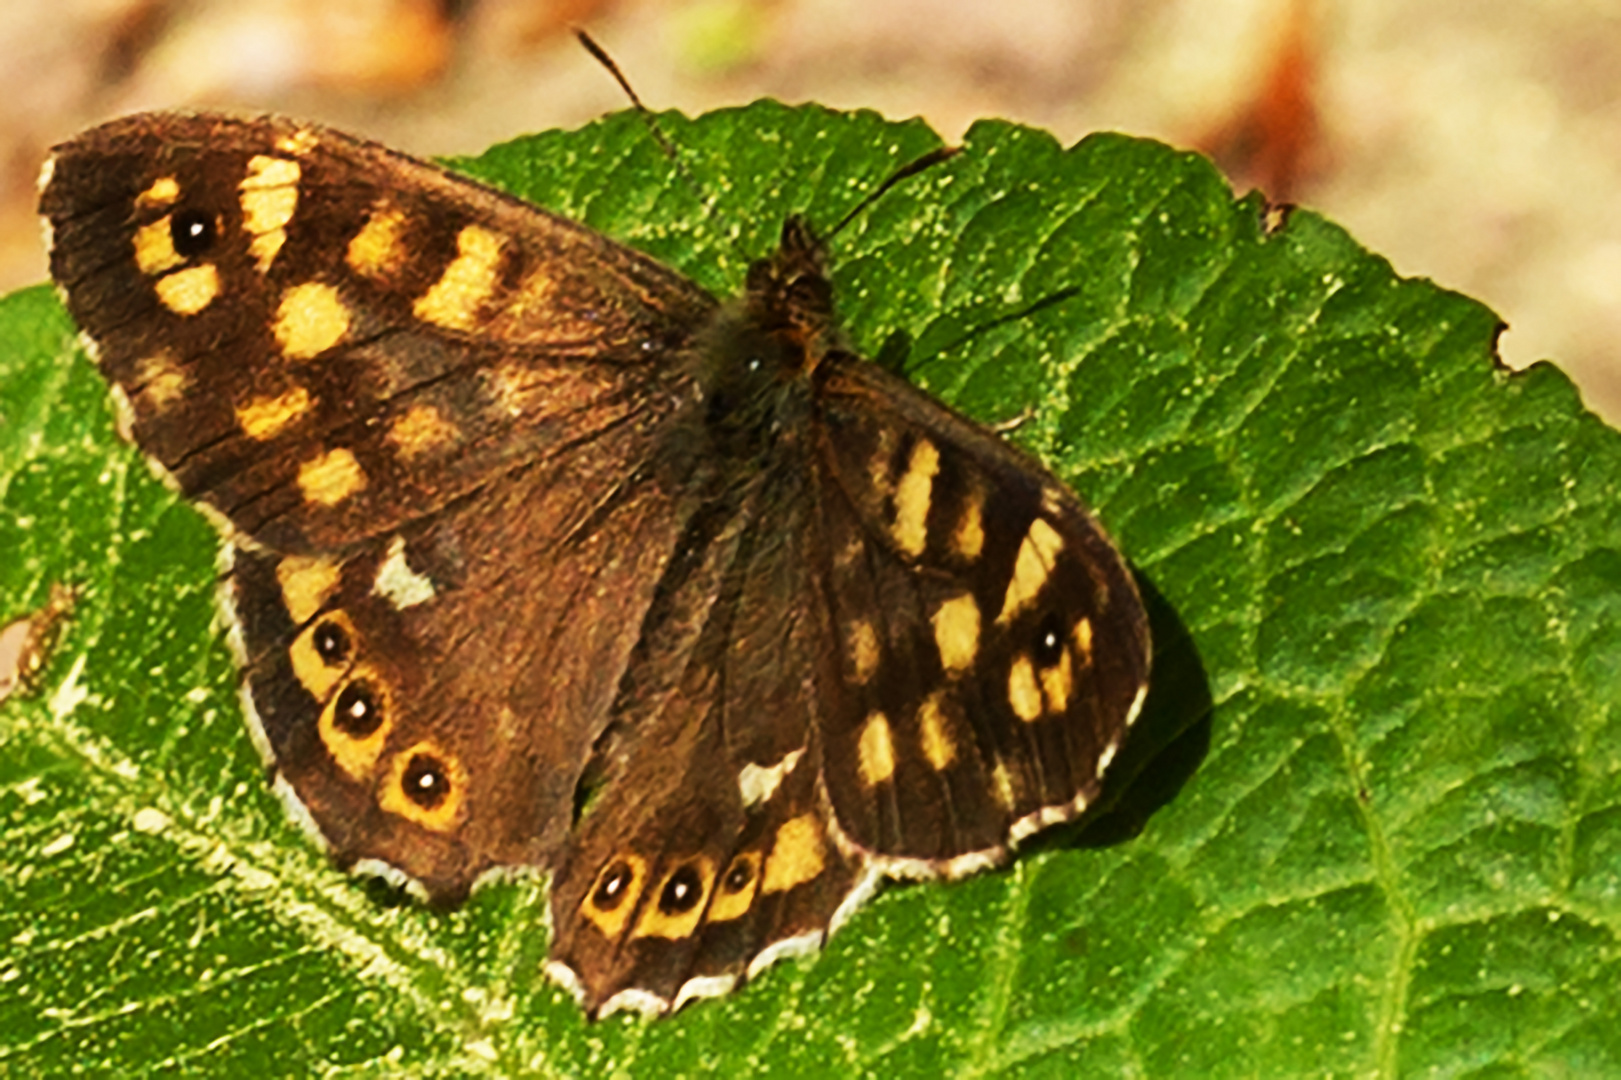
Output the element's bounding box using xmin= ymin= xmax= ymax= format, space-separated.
xmin=1034 ymin=611 xmax=1067 ymax=668
xmin=658 ymin=863 xmax=705 ymax=914
xmin=722 ymin=857 xmax=754 ymax=894
xmin=170 ymin=209 xmax=216 ymax=258
xmin=312 ymin=619 xmax=350 ymax=665
xmin=592 ymin=860 xmax=636 ymax=911
xmin=400 ymin=752 xmax=451 ymax=810
xmin=332 ymin=681 xmax=382 ymax=738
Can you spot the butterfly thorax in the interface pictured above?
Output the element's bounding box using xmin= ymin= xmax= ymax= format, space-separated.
xmin=690 ymin=217 xmax=839 ymax=464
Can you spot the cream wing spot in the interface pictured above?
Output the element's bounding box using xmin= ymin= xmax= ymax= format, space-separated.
xmin=891 ymin=438 xmax=939 ymax=557
xmin=931 ymin=593 xmax=981 ymax=674
xmin=999 ymin=517 xmax=1065 ymax=623
xmin=276 ymin=554 xmax=341 ymax=624
xmin=133 ymin=218 xmax=182 ymax=275
xmin=1072 ymin=616 xmax=1094 ymax=665
xmin=762 ymin=814 xmax=826 ymax=893
xmin=1008 ymin=654 xmax=1044 ymax=722
xmin=737 ymin=748 xmax=803 ymax=807
xmin=154 ymin=265 xmax=220 ymax=315
xmin=918 ymin=692 xmax=957 ymax=771
xmin=953 ymin=485 xmax=985 ymax=560
xmin=858 ymin=711 xmax=897 ymax=787
xmin=275 ymin=282 xmax=350 ymax=360
xmin=236 ymin=386 xmax=312 ymax=441
xmin=847 ymin=619 xmax=880 ymax=683
xmin=136 ymin=176 xmax=179 ymax=209
xmin=991 ymin=761 xmax=1016 ymax=810
xmin=414 ymin=224 xmax=506 ymax=329
xmin=347 ymin=205 xmax=408 ymax=278
xmin=133 ymin=353 xmax=188 ymax=411
xmin=239 ymin=155 xmax=300 ymax=271
xmin=386 ymin=403 xmax=458 ymax=460
xmin=1039 ymin=648 xmax=1075 ymax=714
xmin=297 ymin=448 xmax=366 ymax=507
xmin=373 ymin=535 xmax=436 ymax=609
xmin=276 ymin=128 xmax=319 ymax=155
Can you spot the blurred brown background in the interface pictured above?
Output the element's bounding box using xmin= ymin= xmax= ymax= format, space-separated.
xmin=5 ymin=0 xmax=1620 ymax=421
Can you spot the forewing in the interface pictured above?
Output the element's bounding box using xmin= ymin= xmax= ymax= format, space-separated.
xmin=41 ymin=112 xmax=715 ymax=553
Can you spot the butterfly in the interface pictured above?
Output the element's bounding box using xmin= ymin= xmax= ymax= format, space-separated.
xmin=39 ymin=110 xmax=1150 ymax=1017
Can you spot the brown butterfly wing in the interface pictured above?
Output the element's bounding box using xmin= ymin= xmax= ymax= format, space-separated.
xmin=41 ymin=112 xmax=718 ymax=900
xmin=42 ymin=112 xmax=714 ymax=554
xmin=812 ymin=357 xmax=1150 ymax=871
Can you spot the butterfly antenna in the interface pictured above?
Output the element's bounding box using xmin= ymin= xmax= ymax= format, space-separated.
xmin=825 ymin=146 xmax=960 ymax=243
xmin=575 ymin=30 xmax=711 ymax=214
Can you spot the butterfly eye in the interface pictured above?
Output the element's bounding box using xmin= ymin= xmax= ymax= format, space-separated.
xmin=400 ymin=752 xmax=452 ymax=810
xmin=332 ymin=680 xmax=382 ymax=738
xmin=658 ymin=863 xmax=706 ymax=914
xmin=169 ymin=209 xmax=217 ymax=259
xmin=1033 ymin=611 xmax=1067 ymax=668
xmin=312 ymin=619 xmax=351 ymax=665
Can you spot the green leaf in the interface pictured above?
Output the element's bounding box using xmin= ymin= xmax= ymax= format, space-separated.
xmin=5 ymin=101 xmax=1620 ymax=1076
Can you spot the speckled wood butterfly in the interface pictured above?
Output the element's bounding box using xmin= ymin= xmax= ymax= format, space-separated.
xmin=39 ymin=111 xmax=1150 ymax=1017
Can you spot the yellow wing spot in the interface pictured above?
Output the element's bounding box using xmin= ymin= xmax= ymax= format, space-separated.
xmin=931 ymin=593 xmax=981 ymax=674
xmin=891 ymin=438 xmax=940 ymax=557
xmin=236 ymin=386 xmax=312 ymax=441
xmin=762 ymin=813 xmax=826 ymax=893
xmin=286 ymin=607 xmax=354 ymax=697
xmin=378 ymin=741 xmax=467 ymax=833
xmin=504 ymin=263 xmax=557 ymax=317
xmin=991 ymin=761 xmax=1017 ymax=810
xmin=133 ymin=217 xmax=182 ymax=275
xmin=154 ymin=265 xmax=220 ymax=315
xmin=580 ymin=855 xmax=648 ymax=940
xmin=274 ymin=282 xmax=350 ymax=360
xmin=999 ymin=518 xmax=1066 ymax=623
xmin=634 ymin=857 xmax=717 ymax=940
xmin=858 ymin=711 xmax=896 ymax=787
xmin=1040 ymin=648 xmax=1076 ymax=715
xmin=276 ymin=128 xmax=319 ymax=155
xmin=134 ymin=353 xmax=188 ymax=411
xmin=1072 ymin=616 xmax=1094 ymax=665
xmin=240 ymin=155 xmax=300 ymax=271
xmin=1008 ymin=654 xmax=1044 ymax=722
xmin=868 ymin=426 xmax=899 ymax=495
xmin=347 ymin=205 xmax=408 ymax=278
xmin=707 ymin=852 xmax=763 ymax=922
xmin=414 ymin=224 xmax=506 ymax=329
xmin=297 ymin=447 xmax=367 ymax=507
xmin=954 ymin=485 xmax=985 ymax=560
xmin=386 ymin=403 xmax=458 ymax=460
xmin=136 ymin=176 xmax=180 ymax=209
xmin=918 ymin=692 xmax=957 ymax=771
xmin=847 ymin=619 xmax=880 ymax=683
xmin=277 ymin=554 xmax=342 ymax=624
xmin=318 ymin=667 xmax=394 ymax=781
